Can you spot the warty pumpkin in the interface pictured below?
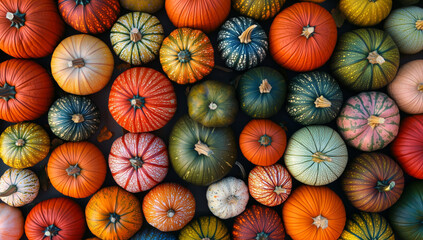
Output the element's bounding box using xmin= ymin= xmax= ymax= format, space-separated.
xmin=0 ymin=168 xmax=39 ymax=207
xmin=0 ymin=203 xmax=24 ymax=240
xmin=179 ymin=216 xmax=230 ymax=240
xmin=120 ymin=0 xmax=164 ymax=13
xmin=232 ymin=0 xmax=285 ymax=21
xmin=340 ymin=212 xmax=395 ymax=240
xmin=339 ymin=0 xmax=392 ymax=26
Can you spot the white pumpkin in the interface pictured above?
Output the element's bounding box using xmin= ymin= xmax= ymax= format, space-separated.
xmin=0 ymin=168 xmax=40 ymax=207
xmin=206 ymin=177 xmax=249 ymax=219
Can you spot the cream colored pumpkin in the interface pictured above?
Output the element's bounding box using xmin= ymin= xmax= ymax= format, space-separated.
xmin=0 ymin=168 xmax=39 ymax=207
xmin=0 ymin=203 xmax=24 ymax=240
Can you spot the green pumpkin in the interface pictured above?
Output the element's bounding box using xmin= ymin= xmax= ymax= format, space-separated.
xmin=232 ymin=0 xmax=286 ymax=21
xmin=169 ymin=116 xmax=237 ymax=186
xmin=237 ymin=67 xmax=286 ymax=118
xmin=287 ymin=71 xmax=343 ymax=125
xmin=179 ymin=216 xmax=230 ymax=240
xmin=188 ymin=80 xmax=238 ymax=127
xmin=340 ymin=212 xmax=395 ymax=240
xmin=131 ymin=228 xmax=176 ymax=240
xmin=331 ymin=28 xmax=400 ymax=91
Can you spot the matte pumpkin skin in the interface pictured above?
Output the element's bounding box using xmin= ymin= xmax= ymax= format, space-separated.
xmin=339 ymin=0 xmax=392 ymax=26
xmin=120 ymin=0 xmax=164 ymax=13
xmin=340 ymin=212 xmax=395 ymax=240
xmin=131 ymin=228 xmax=176 ymax=240
xmin=0 ymin=168 xmax=39 ymax=207
xmin=232 ymin=0 xmax=285 ymax=21
xmin=0 ymin=203 xmax=24 ymax=240
xmin=179 ymin=216 xmax=230 ymax=240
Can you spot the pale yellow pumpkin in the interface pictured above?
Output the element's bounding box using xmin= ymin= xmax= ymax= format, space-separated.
xmin=0 ymin=168 xmax=39 ymax=207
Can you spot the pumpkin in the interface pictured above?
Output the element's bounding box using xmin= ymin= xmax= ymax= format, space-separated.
xmin=283 ymin=185 xmax=346 ymax=240
xmin=108 ymin=67 xmax=177 ymax=133
xmin=284 ymin=125 xmax=348 ymax=186
xmin=339 ymin=0 xmax=392 ymax=26
xmin=188 ymin=80 xmax=238 ymax=127
xmin=331 ymin=28 xmax=400 ymax=91
xmin=233 ymin=205 xmax=285 ymax=240
xmin=25 ymin=198 xmax=85 ymax=240
xmin=287 ymin=71 xmax=343 ymax=125
xmin=206 ymin=177 xmax=249 ymax=220
xmin=110 ymin=12 xmax=164 ymax=65
xmin=86 ymin=186 xmax=143 ymax=240
xmin=160 ymin=28 xmax=214 ymax=84
xmin=237 ymin=67 xmax=286 ymax=118
xmin=109 ymin=133 xmax=168 ymax=193
xmin=131 ymin=228 xmax=176 ymax=240
xmin=143 ymin=183 xmax=195 ymax=232
xmin=120 ymin=0 xmax=164 ymax=13
xmin=51 ymin=34 xmax=114 ymax=95
xmin=248 ymin=164 xmax=292 ymax=207
xmin=179 ymin=216 xmax=230 ymax=240
xmin=48 ymin=95 xmax=100 ymax=142
xmin=0 ymin=59 xmax=54 ymax=123
xmin=58 ymin=0 xmax=120 ymax=34
xmin=232 ymin=0 xmax=285 ymax=21
xmin=0 ymin=203 xmax=24 ymax=240
xmin=342 ymin=153 xmax=404 ymax=213
xmin=0 ymin=168 xmax=39 ymax=207
xmin=269 ymin=2 xmax=337 ymax=72
xmin=217 ymin=17 xmax=268 ymax=71
xmin=340 ymin=212 xmax=395 ymax=240
xmin=47 ymin=142 xmax=107 ymax=199
xmin=0 ymin=0 xmax=64 ymax=58
xmin=388 ymin=60 xmax=423 ymax=114
xmin=239 ymin=119 xmax=287 ymax=166
xmin=165 ymin=0 xmax=230 ymax=33
xmin=337 ymin=92 xmax=400 ymax=152
xmin=0 ymin=122 xmax=50 ymax=169
xmin=169 ymin=116 xmax=237 ymax=186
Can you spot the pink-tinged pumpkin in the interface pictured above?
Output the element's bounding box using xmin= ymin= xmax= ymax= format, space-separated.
xmin=0 ymin=203 xmax=24 ymax=240
xmin=337 ymin=92 xmax=400 ymax=152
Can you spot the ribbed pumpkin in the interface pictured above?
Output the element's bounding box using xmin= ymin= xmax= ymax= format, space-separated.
xmin=110 ymin=12 xmax=164 ymax=65
xmin=339 ymin=0 xmax=392 ymax=26
xmin=0 ymin=203 xmax=24 ymax=240
xmin=160 ymin=28 xmax=214 ymax=84
xmin=232 ymin=0 xmax=285 ymax=21
xmin=51 ymin=34 xmax=114 ymax=95
xmin=217 ymin=17 xmax=268 ymax=71
xmin=269 ymin=2 xmax=337 ymax=72
xmin=287 ymin=71 xmax=343 ymax=125
xmin=0 ymin=168 xmax=39 ymax=207
xmin=340 ymin=212 xmax=395 ymax=240
xmin=0 ymin=122 xmax=50 ymax=169
xmin=331 ymin=28 xmax=400 ymax=91
xmin=120 ymin=0 xmax=164 ymax=13
xmin=337 ymin=92 xmax=400 ymax=152
xmin=131 ymin=228 xmax=176 ymax=240
xmin=179 ymin=216 xmax=230 ymax=240
xmin=108 ymin=67 xmax=177 ymax=133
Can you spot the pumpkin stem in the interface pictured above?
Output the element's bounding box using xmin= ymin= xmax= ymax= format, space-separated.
xmin=75 ymin=0 xmax=91 ymax=5
xmin=274 ymin=186 xmax=287 ymax=195
xmin=178 ymin=50 xmax=191 ymax=63
xmin=314 ymin=96 xmax=332 ymax=108
xmin=0 ymin=82 xmax=17 ymax=101
xmin=416 ymin=20 xmax=423 ymax=30
xmin=311 ymin=152 xmax=332 ymax=163
xmin=71 ymin=114 xmax=85 ymax=123
xmin=312 ymin=215 xmax=329 ymax=229
xmin=130 ymin=28 xmax=142 ymax=42
xmin=130 ymin=157 xmax=143 ymax=168
xmin=202 ymin=238 xmax=211 ymax=240
xmin=238 ymin=25 xmax=257 ymax=44
xmin=418 ymin=83 xmax=423 ymax=92
xmin=367 ymin=51 xmax=385 ymax=65
xmin=227 ymin=195 xmax=238 ymax=205
xmin=6 ymin=10 xmax=25 ymax=28
xmin=66 ymin=164 xmax=81 ymax=177
xmin=259 ymin=135 xmax=272 ymax=146
xmin=376 ymin=181 xmax=395 ymax=192
xmin=367 ymin=115 xmax=385 ymax=129
xmin=301 ymin=25 xmax=315 ymax=39
xmin=0 ymin=185 xmax=17 ymax=197
xmin=259 ymin=79 xmax=272 ymax=94
xmin=256 ymin=232 xmax=269 ymax=240
xmin=167 ymin=209 xmax=175 ymax=218
xmin=209 ymin=102 xmax=218 ymax=110
xmin=109 ymin=213 xmax=120 ymax=223
xmin=44 ymin=224 xmax=61 ymax=237
xmin=130 ymin=96 xmax=145 ymax=108
xmin=194 ymin=141 xmax=214 ymax=156
xmin=68 ymin=58 xmax=85 ymax=68
xmin=15 ymin=139 xmax=25 ymax=147
xmin=235 ymin=161 xmax=246 ymax=180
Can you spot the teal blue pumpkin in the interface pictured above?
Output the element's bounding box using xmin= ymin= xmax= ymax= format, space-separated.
xmin=131 ymin=228 xmax=176 ymax=240
xmin=218 ymin=16 xmax=268 ymax=71
xmin=48 ymin=95 xmax=100 ymax=142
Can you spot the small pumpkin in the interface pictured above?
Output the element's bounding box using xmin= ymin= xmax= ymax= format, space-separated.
xmin=0 ymin=168 xmax=39 ymax=207
xmin=131 ymin=228 xmax=176 ymax=240
xmin=179 ymin=216 xmax=230 ymax=240
xmin=232 ymin=0 xmax=285 ymax=21
xmin=0 ymin=203 xmax=24 ymax=240
xmin=339 ymin=0 xmax=392 ymax=26
xmin=340 ymin=212 xmax=395 ymax=240
xmin=120 ymin=0 xmax=164 ymax=13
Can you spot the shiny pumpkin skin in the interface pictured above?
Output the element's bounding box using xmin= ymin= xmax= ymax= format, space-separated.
xmin=340 ymin=212 xmax=395 ymax=240
xmin=0 ymin=203 xmax=24 ymax=240
xmin=0 ymin=168 xmax=39 ymax=207
xmin=331 ymin=28 xmax=400 ymax=91
xmin=131 ymin=228 xmax=176 ymax=240
xmin=232 ymin=0 xmax=285 ymax=21
xmin=339 ymin=0 xmax=392 ymax=27
xmin=179 ymin=216 xmax=230 ymax=240
xmin=0 ymin=122 xmax=50 ymax=169
xmin=120 ymin=0 xmax=164 ymax=13
xmin=160 ymin=28 xmax=214 ymax=84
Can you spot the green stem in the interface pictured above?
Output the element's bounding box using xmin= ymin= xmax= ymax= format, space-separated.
xmin=75 ymin=0 xmax=91 ymax=5
xmin=256 ymin=232 xmax=269 ymax=240
xmin=130 ymin=157 xmax=143 ymax=168
xmin=130 ymin=96 xmax=145 ymax=109
xmin=0 ymin=83 xmax=16 ymax=101
xmin=376 ymin=181 xmax=395 ymax=192
xmin=178 ymin=50 xmax=191 ymax=63
xmin=0 ymin=185 xmax=17 ymax=197
xmin=258 ymin=135 xmax=272 ymax=146
xmin=44 ymin=224 xmax=61 ymax=237
xmin=6 ymin=10 xmax=25 ymax=28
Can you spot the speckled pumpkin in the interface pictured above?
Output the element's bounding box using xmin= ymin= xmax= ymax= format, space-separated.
xmin=179 ymin=216 xmax=230 ymax=240
xmin=339 ymin=0 xmax=392 ymax=26
xmin=232 ymin=0 xmax=285 ymax=21
xmin=120 ymin=0 xmax=164 ymax=13
xmin=340 ymin=212 xmax=395 ymax=240
xmin=0 ymin=168 xmax=39 ymax=207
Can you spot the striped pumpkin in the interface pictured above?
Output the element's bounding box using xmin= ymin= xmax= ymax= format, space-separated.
xmin=131 ymin=228 xmax=176 ymax=240
xmin=339 ymin=0 xmax=392 ymax=26
xmin=340 ymin=212 xmax=395 ymax=240
xmin=179 ymin=216 xmax=230 ymax=240
xmin=232 ymin=0 xmax=285 ymax=21
xmin=0 ymin=168 xmax=39 ymax=207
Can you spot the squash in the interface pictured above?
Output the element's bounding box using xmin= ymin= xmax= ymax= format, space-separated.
xmin=51 ymin=34 xmax=114 ymax=95
xmin=232 ymin=0 xmax=285 ymax=21
xmin=206 ymin=177 xmax=249 ymax=220
xmin=179 ymin=216 xmax=230 ymax=240
xmin=0 ymin=0 xmax=64 ymax=58
xmin=284 ymin=125 xmax=348 ymax=186
xmin=131 ymin=228 xmax=176 ymax=240
xmin=287 ymin=71 xmax=343 ymax=125
xmin=169 ymin=116 xmax=237 ymax=186
xmin=143 ymin=183 xmax=195 ymax=232
xmin=339 ymin=0 xmax=392 ymax=26
xmin=0 ymin=203 xmax=24 ymax=240
xmin=342 ymin=153 xmax=404 ymax=213
xmin=110 ymin=12 xmax=164 ymax=65
xmin=237 ymin=67 xmax=286 ymax=118
xmin=217 ymin=17 xmax=268 ymax=71
xmin=48 ymin=95 xmax=100 ymax=142
xmin=0 ymin=122 xmax=50 ymax=169
xmin=239 ymin=119 xmax=287 ymax=166
xmin=337 ymin=92 xmax=400 ymax=152
xmin=160 ymin=28 xmax=214 ymax=84
xmin=109 ymin=133 xmax=168 ymax=193
xmin=269 ymin=2 xmax=337 ymax=72
xmin=108 ymin=67 xmax=177 ymax=133
xmin=188 ymin=80 xmax=238 ymax=127
xmin=0 ymin=168 xmax=39 ymax=207
xmin=283 ymin=185 xmax=346 ymax=240
xmin=248 ymin=164 xmax=292 ymax=207
xmin=340 ymin=212 xmax=395 ymax=240
xmin=86 ymin=186 xmax=143 ymax=240
xmin=25 ymin=198 xmax=85 ymax=240
xmin=120 ymin=0 xmax=164 ymax=13
xmin=331 ymin=28 xmax=400 ymax=91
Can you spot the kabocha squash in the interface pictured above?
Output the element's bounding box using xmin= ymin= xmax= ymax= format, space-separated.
xmin=0 ymin=122 xmax=50 ymax=169
xmin=232 ymin=0 xmax=285 ymax=21
xmin=160 ymin=28 xmax=214 ymax=84
xmin=188 ymin=80 xmax=238 ymax=127
xmin=237 ymin=67 xmax=286 ymax=118
xmin=51 ymin=34 xmax=114 ymax=95
xmin=108 ymin=67 xmax=177 ymax=133
xmin=287 ymin=71 xmax=343 ymax=125
xmin=0 ymin=203 xmax=24 ymax=240
xmin=337 ymin=92 xmax=400 ymax=152
xmin=0 ymin=168 xmax=39 ymax=207
xmin=143 ymin=183 xmax=195 ymax=232
xmin=217 ymin=17 xmax=268 ymax=71
xmin=110 ymin=12 xmax=164 ymax=65
xmin=339 ymin=0 xmax=392 ymax=26
xmin=331 ymin=29 xmax=400 ymax=91
xmin=179 ymin=216 xmax=230 ymax=240
xmin=169 ymin=116 xmax=237 ymax=186
xmin=269 ymin=2 xmax=337 ymax=72
xmin=284 ymin=125 xmax=348 ymax=186
xmin=120 ymin=0 xmax=164 ymax=13
xmin=131 ymin=228 xmax=177 ymax=240
xmin=340 ymin=212 xmax=395 ymax=240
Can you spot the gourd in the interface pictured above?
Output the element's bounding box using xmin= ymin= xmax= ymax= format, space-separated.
xmin=179 ymin=216 xmax=230 ymax=240
xmin=340 ymin=212 xmax=395 ymax=240
xmin=0 ymin=203 xmax=24 ymax=240
xmin=0 ymin=168 xmax=39 ymax=207
xmin=339 ymin=0 xmax=392 ymax=26
xmin=131 ymin=228 xmax=177 ymax=240
xmin=120 ymin=0 xmax=164 ymax=13
xmin=232 ymin=0 xmax=285 ymax=21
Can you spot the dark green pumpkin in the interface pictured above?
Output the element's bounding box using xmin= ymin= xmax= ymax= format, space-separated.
xmin=331 ymin=28 xmax=399 ymax=91
xmin=188 ymin=80 xmax=238 ymax=127
xmin=179 ymin=216 xmax=230 ymax=240
xmin=169 ymin=115 xmax=237 ymax=186
xmin=232 ymin=0 xmax=285 ymax=21
xmin=48 ymin=95 xmax=100 ymax=142
xmin=131 ymin=228 xmax=176 ymax=240
xmin=287 ymin=71 xmax=343 ymax=125
xmin=237 ymin=67 xmax=286 ymax=118
xmin=340 ymin=212 xmax=395 ymax=240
